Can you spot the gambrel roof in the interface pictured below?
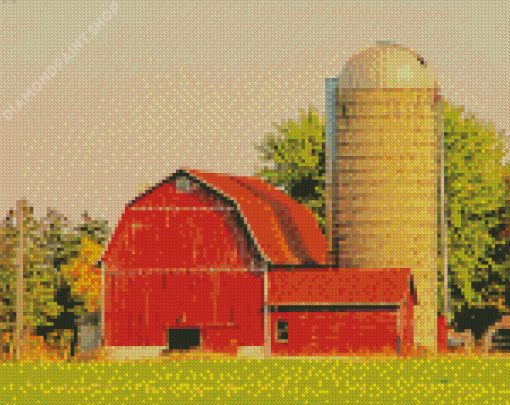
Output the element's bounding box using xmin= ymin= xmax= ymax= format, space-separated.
xmin=102 ymin=168 xmax=328 ymax=269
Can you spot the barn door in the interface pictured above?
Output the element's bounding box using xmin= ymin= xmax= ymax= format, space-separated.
xmin=167 ymin=328 xmax=201 ymax=351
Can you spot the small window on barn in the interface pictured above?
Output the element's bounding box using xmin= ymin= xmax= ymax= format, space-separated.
xmin=176 ymin=176 xmax=193 ymax=192
xmin=275 ymin=319 xmax=288 ymax=343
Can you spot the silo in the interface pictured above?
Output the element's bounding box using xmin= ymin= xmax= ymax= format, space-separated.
xmin=325 ymin=42 xmax=443 ymax=351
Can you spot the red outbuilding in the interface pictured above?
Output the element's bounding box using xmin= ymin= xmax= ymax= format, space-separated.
xmin=101 ymin=168 xmax=420 ymax=358
xmin=268 ymin=266 xmax=417 ymax=356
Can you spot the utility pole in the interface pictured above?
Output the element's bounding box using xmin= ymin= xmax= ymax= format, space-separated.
xmin=15 ymin=199 xmax=25 ymax=362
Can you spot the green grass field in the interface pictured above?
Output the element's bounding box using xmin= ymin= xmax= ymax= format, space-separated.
xmin=0 ymin=356 xmax=509 ymax=405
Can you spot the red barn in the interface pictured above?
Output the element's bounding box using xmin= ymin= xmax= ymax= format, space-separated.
xmin=101 ymin=168 xmax=419 ymax=359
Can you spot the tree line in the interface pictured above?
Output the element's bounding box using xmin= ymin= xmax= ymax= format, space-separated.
xmin=0 ymin=208 xmax=110 ymax=359
xmin=1 ymin=97 xmax=508 ymax=358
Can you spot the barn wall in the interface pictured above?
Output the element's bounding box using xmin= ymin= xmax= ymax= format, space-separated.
xmin=105 ymin=270 xmax=264 ymax=350
xmin=105 ymin=272 xmax=148 ymax=346
xmin=270 ymin=310 xmax=398 ymax=356
xmin=110 ymin=179 xmax=263 ymax=271
xmin=120 ymin=209 xmax=255 ymax=269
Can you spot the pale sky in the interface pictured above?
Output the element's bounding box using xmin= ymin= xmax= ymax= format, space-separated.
xmin=0 ymin=0 xmax=508 ymax=230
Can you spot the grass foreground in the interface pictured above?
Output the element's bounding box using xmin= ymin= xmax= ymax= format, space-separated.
xmin=0 ymin=346 xmax=510 ymax=405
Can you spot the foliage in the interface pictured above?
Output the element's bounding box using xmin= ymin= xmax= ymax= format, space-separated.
xmin=74 ymin=211 xmax=111 ymax=247
xmin=39 ymin=208 xmax=82 ymax=272
xmin=0 ymin=205 xmax=111 ymax=358
xmin=253 ymin=106 xmax=326 ymax=231
xmin=37 ymin=211 xmax=110 ymax=356
xmin=59 ymin=237 xmax=103 ymax=314
xmin=0 ymin=203 xmax=65 ymax=353
xmin=254 ymin=100 xmax=510 ymax=343
xmin=440 ymin=99 xmax=510 ymax=337
xmin=35 ymin=283 xmax=84 ymax=360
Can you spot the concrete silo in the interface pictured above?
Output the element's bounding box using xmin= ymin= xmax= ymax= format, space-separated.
xmin=325 ymin=42 xmax=444 ymax=351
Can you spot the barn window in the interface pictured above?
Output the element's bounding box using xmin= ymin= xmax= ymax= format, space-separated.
xmin=176 ymin=176 xmax=192 ymax=192
xmin=275 ymin=319 xmax=288 ymax=342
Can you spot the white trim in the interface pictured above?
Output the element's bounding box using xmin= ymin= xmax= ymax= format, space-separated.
xmin=105 ymin=346 xmax=166 ymax=361
xmin=274 ymin=319 xmax=289 ymax=343
xmin=130 ymin=206 xmax=235 ymax=211
xmin=268 ymin=302 xmax=401 ymax=307
xmin=396 ymin=305 xmax=401 ymax=355
xmin=237 ymin=346 xmax=264 ymax=359
xmin=104 ymin=267 xmax=264 ymax=275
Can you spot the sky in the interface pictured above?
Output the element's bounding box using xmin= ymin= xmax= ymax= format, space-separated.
xmin=0 ymin=0 xmax=508 ymax=230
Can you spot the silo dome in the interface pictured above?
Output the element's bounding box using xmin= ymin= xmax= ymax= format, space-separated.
xmin=339 ymin=42 xmax=440 ymax=90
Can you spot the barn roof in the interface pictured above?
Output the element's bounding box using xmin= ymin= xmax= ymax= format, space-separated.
xmin=102 ymin=168 xmax=328 ymax=268
xmin=268 ymin=267 xmax=416 ymax=305
xmin=186 ymin=169 xmax=327 ymax=265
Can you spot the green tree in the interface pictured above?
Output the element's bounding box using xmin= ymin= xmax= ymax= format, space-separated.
xmin=39 ymin=208 xmax=82 ymax=272
xmin=254 ymin=101 xmax=510 ymax=345
xmin=35 ymin=210 xmax=111 ymax=358
xmin=34 ymin=209 xmax=88 ymax=358
xmin=0 ymin=203 xmax=65 ymax=355
xmin=253 ymin=106 xmax=326 ymax=232
xmin=0 ymin=209 xmax=17 ymax=354
xmin=74 ymin=211 xmax=111 ymax=247
xmin=0 ymin=206 xmax=111 ymax=359
xmin=440 ymin=100 xmax=510 ymax=342
xmin=59 ymin=237 xmax=103 ymax=315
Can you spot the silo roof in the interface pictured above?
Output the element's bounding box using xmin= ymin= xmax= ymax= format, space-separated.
xmin=339 ymin=42 xmax=440 ymax=89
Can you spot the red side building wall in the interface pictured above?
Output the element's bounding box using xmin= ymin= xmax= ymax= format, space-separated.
xmin=270 ymin=310 xmax=399 ymax=356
